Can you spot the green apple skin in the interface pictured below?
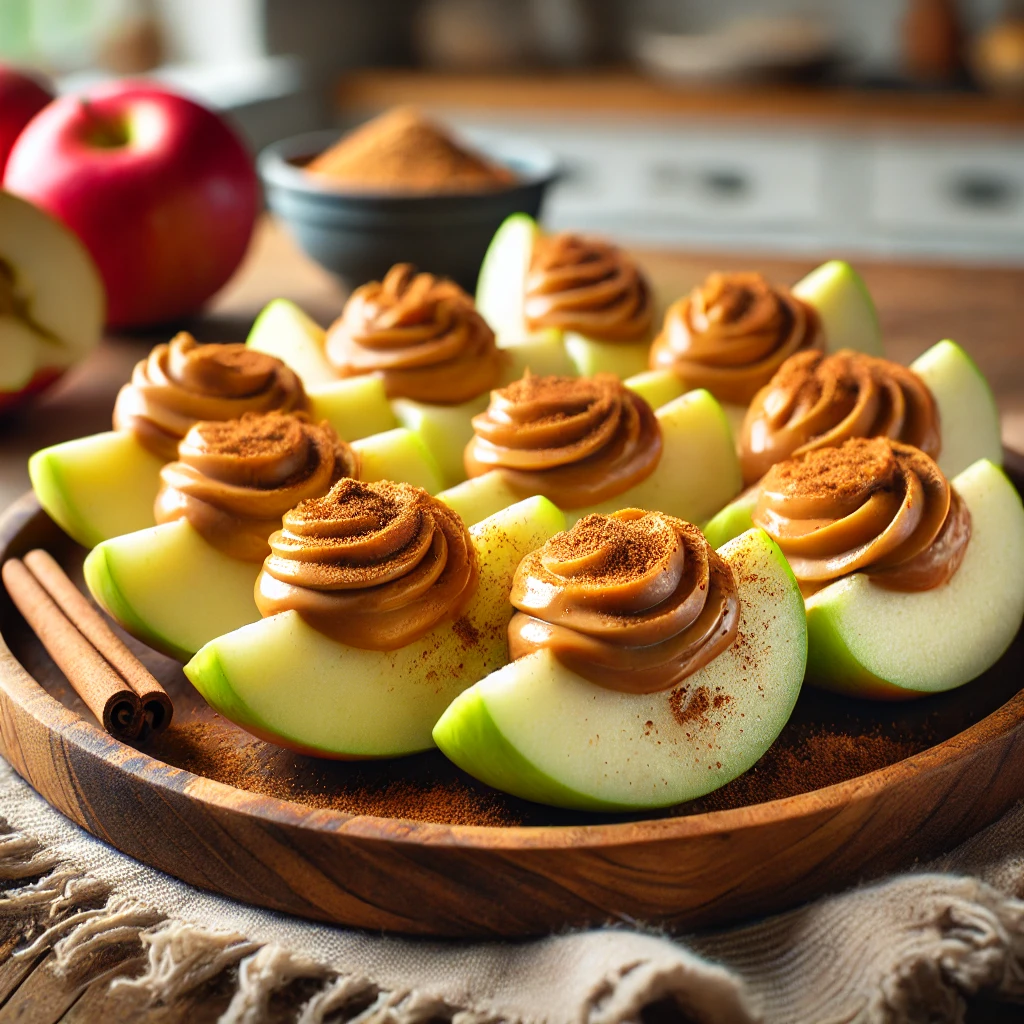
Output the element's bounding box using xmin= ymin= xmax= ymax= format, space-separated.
xmin=183 ymin=496 xmax=566 ymax=758
xmin=910 ymin=339 xmax=1002 ymax=480
xmin=246 ymin=298 xmax=336 ymax=388
xmin=439 ymin=388 xmax=742 ymax=529
xmin=392 ymin=394 xmax=490 ymax=489
xmin=702 ymin=488 xmax=758 ymax=550
xmin=476 ymin=212 xmax=538 ymax=339
xmin=623 ymin=369 xmax=686 ymax=410
xmin=565 ymin=332 xmax=651 ymax=380
xmin=792 ymin=260 xmax=883 ymax=357
xmin=350 ymin=427 xmax=444 ymax=494
xmin=805 ymin=458 xmax=1024 ymax=699
xmin=308 ymin=376 xmax=398 ymax=442
xmin=84 ymin=518 xmax=261 ymax=661
xmin=433 ymin=528 xmax=807 ymax=811
xmin=29 ymin=431 xmax=165 ymax=548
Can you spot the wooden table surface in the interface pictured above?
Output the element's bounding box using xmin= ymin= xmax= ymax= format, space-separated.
xmin=2 ymin=218 xmax=1023 ymax=509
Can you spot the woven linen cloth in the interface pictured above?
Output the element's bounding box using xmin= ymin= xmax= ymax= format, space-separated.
xmin=1 ymin=755 xmax=1023 ymax=1024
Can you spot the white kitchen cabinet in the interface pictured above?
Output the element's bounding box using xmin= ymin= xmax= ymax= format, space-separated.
xmin=451 ymin=112 xmax=1024 ymax=263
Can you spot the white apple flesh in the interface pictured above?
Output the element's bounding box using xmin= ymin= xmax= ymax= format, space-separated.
xmin=0 ymin=191 xmax=104 ymax=405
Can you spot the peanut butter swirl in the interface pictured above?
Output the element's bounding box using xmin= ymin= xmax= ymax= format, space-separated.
xmin=524 ymin=233 xmax=654 ymax=342
xmin=255 ymin=478 xmax=478 ymax=649
xmin=325 ymin=264 xmax=503 ymax=404
xmin=155 ymin=412 xmax=357 ymax=562
xmin=752 ymin=437 xmax=970 ymax=596
xmin=464 ymin=373 xmax=662 ymax=508
xmin=509 ymin=509 xmax=739 ymax=693
xmin=740 ymin=350 xmax=941 ymax=485
xmin=649 ymin=272 xmax=820 ymax=405
xmin=113 ymin=332 xmax=308 ymax=460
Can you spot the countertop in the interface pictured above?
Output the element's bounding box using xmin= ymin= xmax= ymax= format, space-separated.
xmin=335 ymin=71 xmax=1024 ymax=132
xmin=2 ymin=217 xmax=1023 ymax=508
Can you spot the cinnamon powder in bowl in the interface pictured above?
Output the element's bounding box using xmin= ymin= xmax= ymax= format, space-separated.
xmin=258 ymin=108 xmax=558 ymax=290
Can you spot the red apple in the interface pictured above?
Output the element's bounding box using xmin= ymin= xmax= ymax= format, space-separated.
xmin=3 ymin=81 xmax=258 ymax=329
xmin=0 ymin=66 xmax=53 ymax=176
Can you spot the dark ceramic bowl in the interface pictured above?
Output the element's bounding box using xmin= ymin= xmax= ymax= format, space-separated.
xmin=258 ymin=128 xmax=559 ymax=292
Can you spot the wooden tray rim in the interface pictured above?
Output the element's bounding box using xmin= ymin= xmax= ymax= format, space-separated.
xmin=3 ymin=487 xmax=1022 ymax=852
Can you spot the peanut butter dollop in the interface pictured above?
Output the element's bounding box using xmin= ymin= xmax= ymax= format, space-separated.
xmin=325 ymin=264 xmax=504 ymax=404
xmin=740 ymin=350 xmax=941 ymax=485
xmin=509 ymin=509 xmax=739 ymax=693
xmin=155 ymin=412 xmax=357 ymax=563
xmin=113 ymin=332 xmax=308 ymax=460
xmin=649 ymin=272 xmax=820 ymax=405
xmin=524 ymin=233 xmax=654 ymax=342
xmin=752 ymin=437 xmax=970 ymax=596
xmin=464 ymin=373 xmax=662 ymax=509
xmin=255 ymin=478 xmax=478 ymax=649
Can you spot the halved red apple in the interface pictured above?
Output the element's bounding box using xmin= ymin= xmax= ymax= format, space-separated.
xmin=0 ymin=190 xmax=104 ymax=409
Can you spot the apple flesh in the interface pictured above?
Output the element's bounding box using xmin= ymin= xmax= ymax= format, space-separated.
xmin=439 ymin=388 xmax=742 ymax=528
xmin=476 ymin=212 xmax=538 ymax=340
xmin=392 ymin=394 xmax=490 ymax=489
xmin=29 ymin=431 xmax=164 ymax=549
xmin=350 ymin=427 xmax=443 ymax=494
xmin=910 ymin=339 xmax=1002 ymax=479
xmin=246 ymin=298 xmax=336 ymax=389
xmin=183 ymin=496 xmax=566 ymax=757
xmin=0 ymin=66 xmax=53 ymax=174
xmin=792 ymin=260 xmax=884 ymax=356
xmin=622 ymin=368 xmax=686 ymax=410
xmin=84 ymin=517 xmax=262 ymax=661
xmin=433 ymin=527 xmax=807 ymax=811
xmin=0 ymin=191 xmax=104 ymax=407
xmin=4 ymin=82 xmax=258 ymax=328
xmin=805 ymin=458 xmax=1024 ymax=698
xmin=703 ymin=338 xmax=1005 ymax=549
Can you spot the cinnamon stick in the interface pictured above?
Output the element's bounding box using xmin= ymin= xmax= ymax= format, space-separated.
xmin=2 ymin=559 xmax=140 ymax=738
xmin=23 ymin=549 xmax=173 ymax=733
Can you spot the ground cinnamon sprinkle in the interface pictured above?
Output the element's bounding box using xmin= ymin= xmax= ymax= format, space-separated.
xmin=305 ymin=106 xmax=516 ymax=193
xmin=769 ymin=437 xmax=897 ymax=500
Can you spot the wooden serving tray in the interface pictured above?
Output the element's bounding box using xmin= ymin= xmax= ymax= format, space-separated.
xmin=2 ymin=457 xmax=1023 ymax=938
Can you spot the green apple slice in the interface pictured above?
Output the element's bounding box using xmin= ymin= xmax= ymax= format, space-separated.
xmin=183 ymin=496 xmax=566 ymax=758
xmin=84 ymin=518 xmax=262 ymax=661
xmin=391 ymin=394 xmax=490 ymax=489
xmin=439 ymin=388 xmax=742 ymax=528
xmin=564 ymin=332 xmax=651 ymax=380
xmin=792 ymin=260 xmax=883 ymax=356
xmin=705 ymin=338 xmax=1004 ymax=549
xmin=307 ymin=376 xmax=398 ymax=441
xmin=805 ymin=458 xmax=1024 ymax=699
xmin=29 ymin=431 xmax=165 ymax=549
xmin=910 ymin=339 xmax=1002 ymax=479
xmin=476 ymin=212 xmax=539 ymax=339
xmin=351 ymin=427 xmax=443 ymax=494
xmin=434 ymin=527 xmax=806 ymax=810
xmin=623 ymin=368 xmax=686 ymax=410
xmin=499 ymin=328 xmax=576 ymax=381
xmin=246 ymin=298 xmax=336 ymax=388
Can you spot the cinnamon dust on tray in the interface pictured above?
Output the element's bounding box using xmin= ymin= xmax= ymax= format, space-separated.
xmin=148 ymin=712 xmax=929 ymax=828
xmin=305 ymin=106 xmax=516 ymax=193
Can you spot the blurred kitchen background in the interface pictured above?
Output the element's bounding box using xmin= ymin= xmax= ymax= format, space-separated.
xmin=5 ymin=0 xmax=1024 ymax=262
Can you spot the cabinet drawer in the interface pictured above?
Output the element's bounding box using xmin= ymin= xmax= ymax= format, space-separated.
xmin=624 ymin=134 xmax=823 ymax=225
xmin=870 ymin=140 xmax=1024 ymax=235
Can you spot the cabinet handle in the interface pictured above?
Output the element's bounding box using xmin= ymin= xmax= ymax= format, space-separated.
xmin=947 ymin=173 xmax=1018 ymax=210
xmin=649 ymin=164 xmax=750 ymax=198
